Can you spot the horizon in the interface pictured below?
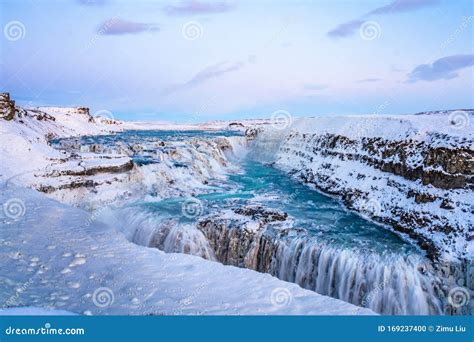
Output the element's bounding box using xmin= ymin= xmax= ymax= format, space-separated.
xmin=1 ymin=0 xmax=473 ymax=123
xmin=18 ymin=102 xmax=474 ymax=124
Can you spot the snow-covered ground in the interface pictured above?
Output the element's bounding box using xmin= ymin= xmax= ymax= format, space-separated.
xmin=0 ymin=307 xmax=76 ymax=316
xmin=0 ymin=185 xmax=373 ymax=315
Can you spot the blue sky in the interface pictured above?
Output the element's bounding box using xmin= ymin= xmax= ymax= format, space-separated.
xmin=1 ymin=0 xmax=473 ymax=122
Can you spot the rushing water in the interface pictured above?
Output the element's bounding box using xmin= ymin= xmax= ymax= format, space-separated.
xmin=73 ymin=130 xmax=444 ymax=315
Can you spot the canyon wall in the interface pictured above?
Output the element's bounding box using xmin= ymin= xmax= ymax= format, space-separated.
xmin=249 ymin=112 xmax=473 ymax=264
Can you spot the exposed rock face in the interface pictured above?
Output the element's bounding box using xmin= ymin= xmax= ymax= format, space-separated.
xmin=0 ymin=93 xmax=16 ymax=120
xmin=228 ymin=122 xmax=245 ymax=128
xmin=27 ymin=109 xmax=56 ymax=122
xmin=234 ymin=206 xmax=288 ymax=223
xmin=290 ymin=133 xmax=473 ymax=190
xmin=0 ymin=95 xmax=133 ymax=207
xmin=198 ymin=206 xmax=287 ymax=268
xmin=76 ymin=107 xmax=90 ymax=116
xmin=43 ymin=133 xmax=236 ymax=207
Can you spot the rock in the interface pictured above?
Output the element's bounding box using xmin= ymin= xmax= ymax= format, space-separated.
xmin=27 ymin=109 xmax=56 ymax=122
xmin=195 ymin=209 xmax=447 ymax=315
xmin=76 ymin=107 xmax=90 ymax=116
xmin=0 ymin=93 xmax=16 ymax=120
xmin=233 ymin=206 xmax=288 ymax=223
xmin=228 ymin=122 xmax=245 ymax=127
xmin=245 ymin=127 xmax=262 ymax=141
xmin=256 ymin=123 xmax=473 ymax=263
xmin=414 ymin=192 xmax=437 ymax=204
xmin=214 ymin=137 xmax=232 ymax=151
xmin=440 ymin=198 xmax=455 ymax=210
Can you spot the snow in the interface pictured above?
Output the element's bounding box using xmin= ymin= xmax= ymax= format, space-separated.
xmin=251 ymin=110 xmax=473 ymax=261
xmin=291 ymin=111 xmax=474 ymax=144
xmin=0 ymin=307 xmax=76 ymax=316
xmin=0 ymin=107 xmax=249 ymax=209
xmin=0 ymin=185 xmax=374 ymax=315
xmin=1 ymin=100 xmax=470 ymax=315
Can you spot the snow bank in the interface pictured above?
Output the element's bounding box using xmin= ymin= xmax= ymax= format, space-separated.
xmin=0 ymin=185 xmax=374 ymax=315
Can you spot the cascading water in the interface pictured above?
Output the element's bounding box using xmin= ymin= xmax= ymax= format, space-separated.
xmin=258 ymin=237 xmax=442 ymax=315
xmin=100 ymin=206 xmax=216 ymax=260
xmin=195 ymin=209 xmax=444 ymax=315
xmin=79 ymin=129 xmax=453 ymax=315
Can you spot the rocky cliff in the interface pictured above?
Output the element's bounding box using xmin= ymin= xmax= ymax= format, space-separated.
xmin=249 ymin=112 xmax=473 ymax=263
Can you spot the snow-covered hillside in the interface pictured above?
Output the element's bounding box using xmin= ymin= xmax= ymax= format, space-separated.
xmin=0 ymin=94 xmax=124 ymax=183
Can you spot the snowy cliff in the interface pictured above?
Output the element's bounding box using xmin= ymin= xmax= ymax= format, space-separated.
xmin=250 ymin=112 xmax=473 ymax=263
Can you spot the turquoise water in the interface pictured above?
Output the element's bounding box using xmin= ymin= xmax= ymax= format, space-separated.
xmin=56 ymin=130 xmax=443 ymax=314
xmin=140 ymin=158 xmax=420 ymax=256
xmin=74 ymin=129 xmax=243 ymax=145
xmin=54 ymin=129 xmax=423 ymax=257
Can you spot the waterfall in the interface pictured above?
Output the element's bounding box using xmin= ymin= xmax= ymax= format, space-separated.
xmin=259 ymin=238 xmax=443 ymax=315
xmin=90 ymin=130 xmax=449 ymax=315
xmin=97 ymin=207 xmax=216 ymax=261
xmin=224 ymin=136 xmax=249 ymax=161
xmin=247 ymin=128 xmax=288 ymax=163
xmin=197 ymin=217 xmax=444 ymax=315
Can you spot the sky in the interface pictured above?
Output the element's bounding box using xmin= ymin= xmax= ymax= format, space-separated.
xmin=1 ymin=0 xmax=473 ymax=122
